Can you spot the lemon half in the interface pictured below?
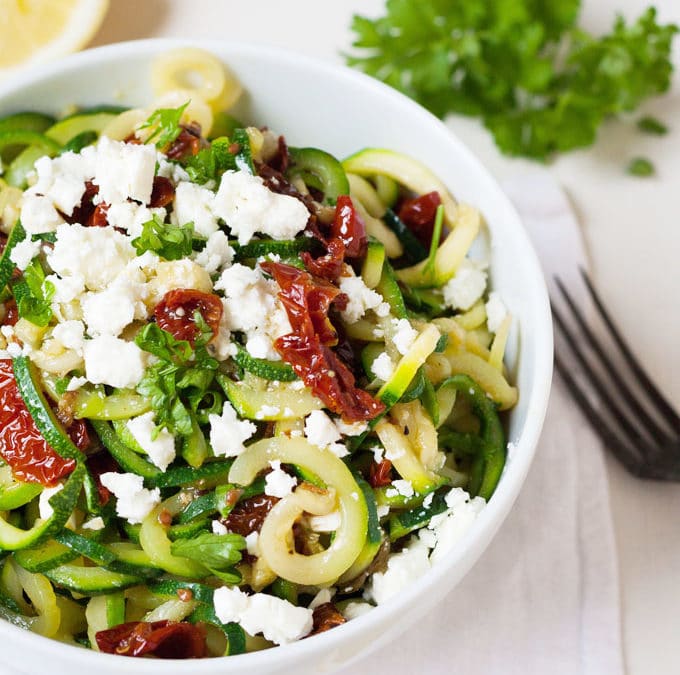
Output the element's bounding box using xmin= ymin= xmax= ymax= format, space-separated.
xmin=0 ymin=0 xmax=109 ymax=77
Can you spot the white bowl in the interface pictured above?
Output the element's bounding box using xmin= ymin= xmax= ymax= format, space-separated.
xmin=0 ymin=39 xmax=553 ymax=675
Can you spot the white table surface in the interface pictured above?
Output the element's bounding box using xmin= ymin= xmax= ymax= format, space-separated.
xmin=85 ymin=1 xmax=677 ymax=673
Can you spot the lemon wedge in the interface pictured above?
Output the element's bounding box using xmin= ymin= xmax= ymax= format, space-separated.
xmin=0 ymin=0 xmax=109 ymax=77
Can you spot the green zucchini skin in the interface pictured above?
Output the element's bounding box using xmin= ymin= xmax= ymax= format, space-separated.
xmin=286 ymin=146 xmax=350 ymax=204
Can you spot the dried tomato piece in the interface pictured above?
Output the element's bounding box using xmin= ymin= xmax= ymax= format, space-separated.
xmin=310 ymin=603 xmax=347 ymax=635
xmin=86 ymin=450 xmax=120 ymax=505
xmin=328 ymin=195 xmax=367 ymax=259
xmin=368 ymin=458 xmax=393 ymax=488
xmin=301 ymin=238 xmax=345 ymax=282
xmin=225 ymin=493 xmax=280 ymax=537
xmin=0 ymin=360 xmax=77 ymax=486
xmin=65 ymin=181 xmax=99 ymax=226
xmin=67 ymin=419 xmax=90 ymax=452
xmin=166 ymin=124 xmax=203 ymax=161
xmin=262 ymin=261 xmax=384 ymax=422
xmin=87 ymin=203 xmax=109 ymax=228
xmin=154 ymin=289 xmax=223 ymax=346
xmin=149 ymin=176 xmax=175 ymax=208
xmin=397 ymin=191 xmax=442 ymax=247
xmin=96 ymin=620 xmax=207 ymax=659
xmin=265 ymin=262 xmax=345 ymax=347
xmin=2 ymin=299 xmax=18 ymax=327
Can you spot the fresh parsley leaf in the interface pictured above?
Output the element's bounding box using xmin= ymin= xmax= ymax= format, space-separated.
xmin=627 ymin=157 xmax=655 ymax=177
xmin=171 ymin=532 xmax=246 ymax=583
xmin=637 ymin=115 xmax=668 ymax=135
xmin=135 ymin=324 xmax=219 ymax=437
xmin=132 ymin=215 xmax=194 ymax=260
xmin=139 ymin=102 xmax=189 ymax=148
xmin=14 ymin=259 xmax=54 ymax=327
xmin=347 ymin=3 xmax=678 ymax=160
xmin=184 ymin=137 xmax=237 ymax=184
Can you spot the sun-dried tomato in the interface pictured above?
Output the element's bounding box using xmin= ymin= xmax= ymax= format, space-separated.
xmin=0 ymin=360 xmax=77 ymax=486
xmin=301 ymin=238 xmax=345 ymax=282
xmin=149 ymin=176 xmax=175 ymax=208
xmin=166 ymin=124 xmax=203 ymax=161
xmin=329 ymin=195 xmax=367 ymax=259
xmin=397 ymin=191 xmax=442 ymax=247
xmin=310 ymin=603 xmax=347 ymax=635
xmin=87 ymin=203 xmax=109 ymax=228
xmin=225 ymin=493 xmax=280 ymax=537
xmin=67 ymin=418 xmax=90 ymax=452
xmin=2 ymin=299 xmax=18 ymax=327
xmin=86 ymin=450 xmax=120 ymax=505
xmin=262 ymin=261 xmax=384 ymax=422
xmin=96 ymin=620 xmax=207 ymax=659
xmin=65 ymin=181 xmax=99 ymax=226
xmin=154 ymin=289 xmax=223 ymax=346
xmin=368 ymin=459 xmax=393 ymax=488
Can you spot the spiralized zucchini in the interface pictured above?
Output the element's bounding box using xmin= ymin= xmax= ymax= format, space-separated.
xmin=0 ymin=46 xmax=517 ymax=659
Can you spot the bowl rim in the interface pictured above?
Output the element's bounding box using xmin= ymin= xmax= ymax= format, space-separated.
xmin=0 ymin=37 xmax=554 ymax=672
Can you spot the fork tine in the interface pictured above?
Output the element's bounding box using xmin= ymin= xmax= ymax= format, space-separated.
xmin=554 ymin=276 xmax=670 ymax=445
xmin=554 ymin=353 xmax=648 ymax=476
xmin=580 ymin=269 xmax=680 ymax=433
xmin=551 ymin=302 xmax=654 ymax=450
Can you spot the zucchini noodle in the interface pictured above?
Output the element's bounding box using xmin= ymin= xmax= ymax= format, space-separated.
xmin=0 ymin=46 xmax=518 ymax=658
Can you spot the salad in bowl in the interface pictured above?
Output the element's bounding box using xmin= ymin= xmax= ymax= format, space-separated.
xmin=0 ymin=42 xmax=551 ymax=672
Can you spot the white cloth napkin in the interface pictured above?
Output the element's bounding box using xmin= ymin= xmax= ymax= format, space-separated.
xmin=341 ymin=170 xmax=624 ymax=675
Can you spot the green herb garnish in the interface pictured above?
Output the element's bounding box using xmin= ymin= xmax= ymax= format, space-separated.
xmin=637 ymin=115 xmax=668 ymax=135
xmin=347 ymin=3 xmax=678 ymax=160
xmin=627 ymin=157 xmax=655 ymax=176
xmin=132 ymin=215 xmax=194 ymax=260
xmin=139 ymin=102 xmax=189 ymax=148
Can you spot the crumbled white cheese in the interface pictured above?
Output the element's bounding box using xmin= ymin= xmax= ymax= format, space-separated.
xmin=66 ymin=376 xmax=88 ymax=392
xmin=308 ymin=510 xmax=342 ymax=533
xmin=126 ymin=412 xmax=176 ymax=472
xmin=244 ymin=531 xmax=260 ymax=557
xmin=106 ymin=202 xmax=166 ymax=240
xmin=213 ymin=586 xmax=314 ymax=645
xmin=371 ymin=351 xmax=395 ymax=381
xmin=338 ymin=274 xmax=385 ymax=323
xmin=39 ymin=484 xmax=64 ymax=521
xmin=47 ymin=223 xmax=136 ymax=291
xmin=81 ymin=284 xmax=138 ymax=337
xmin=83 ymin=335 xmax=146 ymax=389
xmin=25 ymin=153 xmax=89 ymax=217
xmin=485 ymin=291 xmax=508 ymax=333
xmin=208 ymin=401 xmax=257 ymax=457
xmin=9 ymin=236 xmax=41 ymax=271
xmin=93 ymin=136 xmax=156 ymax=205
xmin=212 ymin=520 xmax=229 ymax=535
xmin=20 ymin=194 xmax=64 ymax=234
xmin=216 ymin=263 xmax=291 ymax=361
xmin=342 ymin=602 xmax=374 ymax=620
xmin=82 ymin=516 xmax=106 ymax=531
xmin=334 ymin=418 xmax=368 ymax=437
xmin=391 ymin=318 xmax=418 ymax=355
xmin=193 ymin=230 xmax=234 ymax=274
xmin=442 ymin=260 xmax=488 ymax=311
xmin=422 ymin=492 xmax=434 ymax=508
xmin=385 ymin=479 xmax=414 ymax=499
xmin=46 ymin=273 xmax=84 ymax=306
xmin=309 ymin=588 xmax=335 ymax=610
xmin=254 ymin=405 xmax=280 ymax=420
xmin=376 ymin=504 xmax=390 ymax=519
xmin=213 ymin=170 xmax=310 ymax=245
xmin=99 ymin=472 xmax=161 ymax=525
xmin=264 ymin=460 xmax=297 ymax=498
xmin=365 ymin=537 xmax=431 ymax=605
xmin=173 ymin=181 xmax=219 ymax=237
xmin=304 ymin=410 xmax=348 ymax=458
xmin=157 ymin=157 xmax=190 ymax=183
xmin=52 ymin=320 xmax=86 ymax=355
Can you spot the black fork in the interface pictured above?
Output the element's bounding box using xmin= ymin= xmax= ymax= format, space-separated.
xmin=552 ymin=269 xmax=680 ymax=480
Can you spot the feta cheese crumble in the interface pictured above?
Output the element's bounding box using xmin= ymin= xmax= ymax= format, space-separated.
xmin=99 ymin=472 xmax=161 ymax=524
xmin=391 ymin=318 xmax=418 ymax=355
xmin=264 ymin=460 xmax=297 ymax=498
xmin=38 ymin=484 xmax=64 ymax=521
xmin=9 ymin=236 xmax=41 ymax=271
xmin=485 ymin=291 xmax=508 ymax=333
xmin=338 ymin=273 xmax=385 ymax=323
xmin=173 ymin=181 xmax=220 ymax=237
xmin=442 ymin=260 xmax=487 ymax=311
xmin=83 ymin=335 xmax=146 ymax=389
xmin=371 ymin=351 xmax=395 ymax=381
xmin=212 ymin=170 xmax=310 ymax=244
xmin=126 ymin=412 xmax=176 ymax=472
xmin=208 ymin=401 xmax=257 ymax=457
xmin=213 ymin=586 xmax=313 ymax=645
xmin=304 ymin=410 xmax=348 ymax=458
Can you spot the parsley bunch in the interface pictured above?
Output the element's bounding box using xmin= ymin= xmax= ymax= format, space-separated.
xmin=134 ymin=322 xmax=220 ymax=437
xmin=347 ymin=1 xmax=677 ymax=160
